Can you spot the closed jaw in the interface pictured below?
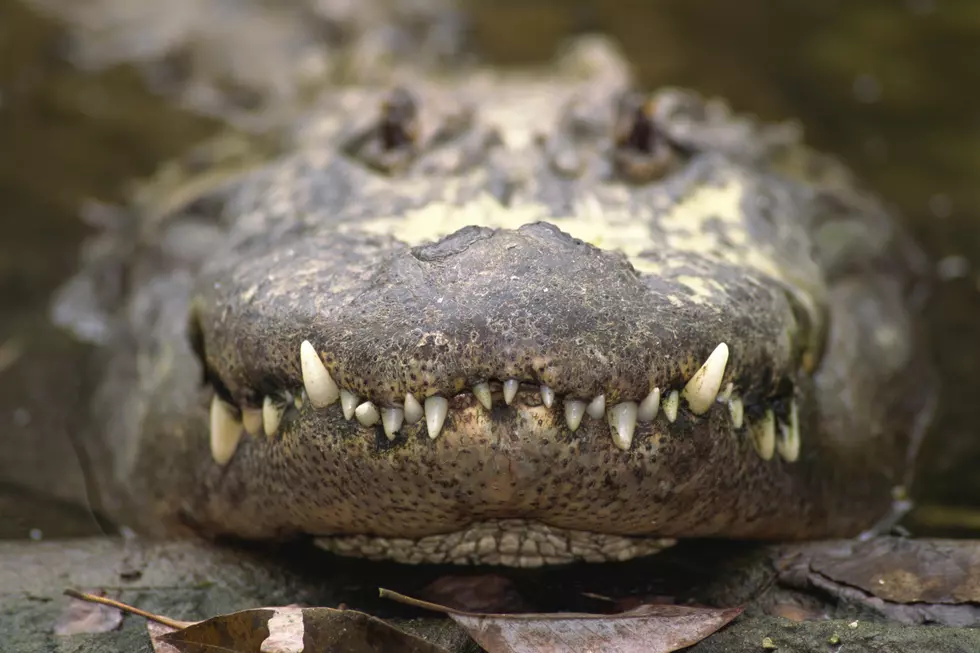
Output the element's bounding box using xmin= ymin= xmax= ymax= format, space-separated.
xmin=206 ymin=339 xmax=803 ymax=470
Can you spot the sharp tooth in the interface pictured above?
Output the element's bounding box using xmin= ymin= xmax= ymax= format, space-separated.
xmin=299 ymin=340 xmax=339 ymax=408
xmin=424 ymin=396 xmax=449 ymax=439
xmin=209 ymin=396 xmax=242 ymax=465
xmin=340 ymin=390 xmax=359 ymax=420
xmin=662 ymin=390 xmax=679 ymax=423
xmin=776 ymin=400 xmax=801 ymax=462
xmin=681 ymin=342 xmax=730 ymax=415
xmin=750 ymin=409 xmax=776 ymax=460
xmin=382 ymin=407 xmax=404 ymax=440
xmin=637 ymin=387 xmax=661 ymax=422
xmin=354 ymin=401 xmax=380 ymax=427
xmin=262 ymin=395 xmax=283 ymax=437
xmin=608 ymin=402 xmax=638 ymax=451
xmin=503 ymin=379 xmax=519 ymax=405
xmin=472 ymin=382 xmax=493 ymax=410
xmin=586 ymin=394 xmax=605 ymax=419
xmin=242 ymin=407 xmax=263 ymax=436
xmin=564 ymin=399 xmax=586 ymax=431
xmin=728 ymin=396 xmax=744 ymax=429
xmin=540 ymin=385 xmax=555 ymax=408
xmin=404 ymin=393 xmax=424 ymax=423
xmin=718 ymin=382 xmax=734 ymax=403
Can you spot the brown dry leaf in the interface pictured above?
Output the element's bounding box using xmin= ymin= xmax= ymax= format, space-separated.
xmin=154 ymin=607 xmax=449 ymax=653
xmin=66 ymin=589 xmax=448 ymax=653
xmin=54 ymin=590 xmax=124 ymax=635
xmin=381 ymin=588 xmax=742 ymax=653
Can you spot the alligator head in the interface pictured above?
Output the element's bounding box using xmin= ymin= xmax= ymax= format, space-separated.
xmin=64 ymin=40 xmax=934 ymax=566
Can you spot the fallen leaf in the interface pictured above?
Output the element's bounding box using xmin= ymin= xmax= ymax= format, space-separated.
xmin=65 ymin=588 xmax=449 ymax=653
xmin=54 ymin=590 xmax=124 ymax=635
xmin=380 ymin=588 xmax=742 ymax=653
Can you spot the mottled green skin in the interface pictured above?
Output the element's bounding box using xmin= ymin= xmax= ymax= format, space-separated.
xmin=62 ymin=42 xmax=933 ymax=552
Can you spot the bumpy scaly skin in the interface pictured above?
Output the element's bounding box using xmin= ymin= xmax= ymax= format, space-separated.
xmin=67 ymin=40 xmax=933 ymax=566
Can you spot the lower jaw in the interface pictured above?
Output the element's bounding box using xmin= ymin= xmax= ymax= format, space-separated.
xmin=313 ymin=518 xmax=675 ymax=566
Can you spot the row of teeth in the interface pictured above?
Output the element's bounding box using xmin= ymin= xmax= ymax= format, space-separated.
xmin=208 ymin=340 xmax=801 ymax=467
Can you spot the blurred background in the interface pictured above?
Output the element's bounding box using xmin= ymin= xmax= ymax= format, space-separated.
xmin=1 ymin=0 xmax=978 ymax=539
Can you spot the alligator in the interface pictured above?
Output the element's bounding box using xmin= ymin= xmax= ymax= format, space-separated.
xmin=54 ymin=38 xmax=936 ymax=567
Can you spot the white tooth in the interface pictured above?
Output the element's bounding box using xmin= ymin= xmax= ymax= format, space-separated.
xmin=751 ymin=409 xmax=776 ymax=460
xmin=776 ymin=400 xmax=801 ymax=462
xmin=262 ymin=395 xmax=284 ymax=437
xmin=718 ymin=382 xmax=734 ymax=403
xmin=424 ymin=396 xmax=449 ymax=439
xmin=608 ymin=402 xmax=638 ymax=451
xmin=404 ymin=393 xmax=424 ymax=423
xmin=472 ymin=382 xmax=493 ymax=410
xmin=354 ymin=401 xmax=380 ymax=427
xmin=340 ymin=390 xmax=359 ymax=420
xmin=681 ymin=342 xmax=730 ymax=415
xmin=242 ymin=407 xmax=263 ymax=436
xmin=564 ymin=399 xmax=586 ymax=431
xmin=540 ymin=385 xmax=555 ymax=408
xmin=300 ymin=340 xmax=339 ymax=408
xmin=586 ymin=394 xmax=605 ymax=419
xmin=209 ymin=396 xmax=242 ymax=465
xmin=637 ymin=387 xmax=661 ymax=422
xmin=503 ymin=379 xmax=519 ymax=405
xmin=663 ymin=390 xmax=679 ymax=423
xmin=382 ymin=407 xmax=404 ymax=440
xmin=728 ymin=396 xmax=745 ymax=429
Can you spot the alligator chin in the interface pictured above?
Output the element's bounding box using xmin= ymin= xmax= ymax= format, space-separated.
xmin=107 ymin=41 xmax=932 ymax=566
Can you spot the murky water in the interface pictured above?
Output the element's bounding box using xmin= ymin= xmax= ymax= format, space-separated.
xmin=1 ymin=0 xmax=978 ymax=536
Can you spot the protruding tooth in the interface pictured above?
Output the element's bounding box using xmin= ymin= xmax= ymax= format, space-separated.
xmin=300 ymin=340 xmax=339 ymax=408
xmin=242 ymin=407 xmax=263 ymax=436
xmin=637 ymin=388 xmax=661 ymax=422
xmin=540 ymin=385 xmax=555 ymax=408
xmin=776 ymin=400 xmax=801 ymax=462
xmin=662 ymin=390 xmax=679 ymax=423
xmin=262 ymin=395 xmax=283 ymax=437
xmin=404 ymin=393 xmax=424 ymax=423
xmin=564 ymin=399 xmax=586 ymax=432
xmin=586 ymin=394 xmax=605 ymax=419
xmin=608 ymin=402 xmax=638 ymax=451
xmin=472 ymin=382 xmax=493 ymax=410
xmin=503 ymin=379 xmax=519 ymax=405
xmin=681 ymin=342 xmax=730 ymax=415
xmin=340 ymin=390 xmax=359 ymax=420
xmin=728 ymin=396 xmax=745 ymax=429
xmin=750 ymin=409 xmax=776 ymax=460
xmin=382 ymin=407 xmax=404 ymax=440
xmin=354 ymin=401 xmax=380 ymax=427
xmin=424 ymin=396 xmax=449 ymax=439
xmin=209 ymin=396 xmax=242 ymax=465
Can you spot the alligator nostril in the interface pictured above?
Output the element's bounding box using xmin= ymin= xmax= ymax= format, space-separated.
xmin=411 ymin=225 xmax=494 ymax=263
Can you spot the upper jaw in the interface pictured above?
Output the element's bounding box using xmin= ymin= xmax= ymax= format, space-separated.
xmin=193 ymin=218 xmax=813 ymax=457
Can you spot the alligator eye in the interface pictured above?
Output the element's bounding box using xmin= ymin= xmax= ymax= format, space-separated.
xmin=378 ymin=87 xmax=420 ymax=153
xmin=612 ymin=91 xmax=673 ymax=182
xmin=343 ymin=86 xmax=420 ymax=174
